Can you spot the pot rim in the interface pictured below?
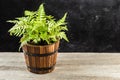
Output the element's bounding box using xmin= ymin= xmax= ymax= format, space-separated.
xmin=25 ymin=40 xmax=59 ymax=47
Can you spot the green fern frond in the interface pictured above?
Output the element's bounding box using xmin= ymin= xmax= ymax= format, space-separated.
xmin=37 ymin=3 xmax=46 ymax=21
xmin=24 ymin=10 xmax=35 ymax=16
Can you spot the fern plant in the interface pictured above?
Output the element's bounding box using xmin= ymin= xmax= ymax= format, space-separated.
xmin=8 ymin=4 xmax=68 ymax=49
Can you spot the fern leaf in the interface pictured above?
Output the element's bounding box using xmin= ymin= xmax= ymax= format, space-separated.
xmin=58 ymin=32 xmax=69 ymax=42
xmin=7 ymin=20 xmax=18 ymax=23
xmin=24 ymin=10 xmax=34 ymax=16
xmin=37 ymin=3 xmax=46 ymax=21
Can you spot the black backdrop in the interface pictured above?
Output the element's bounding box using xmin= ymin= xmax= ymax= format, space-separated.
xmin=0 ymin=0 xmax=120 ymax=52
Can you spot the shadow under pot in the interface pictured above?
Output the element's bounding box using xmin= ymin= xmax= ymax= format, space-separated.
xmin=22 ymin=41 xmax=60 ymax=74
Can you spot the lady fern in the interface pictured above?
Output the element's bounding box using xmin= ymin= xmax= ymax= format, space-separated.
xmin=8 ymin=4 xmax=68 ymax=49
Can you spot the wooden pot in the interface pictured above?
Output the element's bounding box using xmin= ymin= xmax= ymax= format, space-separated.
xmin=22 ymin=41 xmax=60 ymax=74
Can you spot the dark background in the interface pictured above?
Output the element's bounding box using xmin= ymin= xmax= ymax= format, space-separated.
xmin=0 ymin=0 xmax=120 ymax=52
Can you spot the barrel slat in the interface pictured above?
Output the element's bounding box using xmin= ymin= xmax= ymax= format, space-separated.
xmin=27 ymin=46 xmax=32 ymax=71
xmin=34 ymin=47 xmax=40 ymax=72
xmin=31 ymin=46 xmax=36 ymax=68
xmin=23 ymin=45 xmax=29 ymax=67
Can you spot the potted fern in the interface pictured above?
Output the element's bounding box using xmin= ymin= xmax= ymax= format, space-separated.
xmin=8 ymin=4 xmax=68 ymax=74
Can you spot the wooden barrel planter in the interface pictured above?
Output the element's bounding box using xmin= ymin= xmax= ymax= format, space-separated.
xmin=22 ymin=41 xmax=60 ymax=74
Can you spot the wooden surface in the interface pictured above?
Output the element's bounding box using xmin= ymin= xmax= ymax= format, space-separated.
xmin=1 ymin=53 xmax=120 ymax=80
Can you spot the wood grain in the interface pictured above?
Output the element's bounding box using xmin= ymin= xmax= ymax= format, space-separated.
xmin=22 ymin=41 xmax=59 ymax=74
xmin=1 ymin=53 xmax=120 ymax=80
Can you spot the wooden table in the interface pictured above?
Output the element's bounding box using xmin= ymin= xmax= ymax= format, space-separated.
xmin=1 ymin=52 xmax=120 ymax=80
